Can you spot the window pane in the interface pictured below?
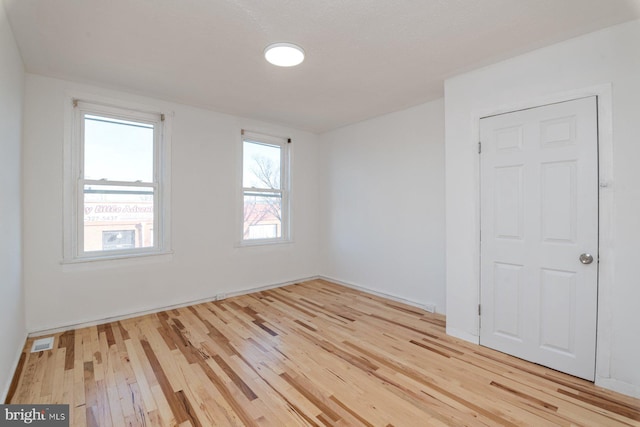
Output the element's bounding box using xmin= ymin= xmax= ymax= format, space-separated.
xmin=84 ymin=114 xmax=154 ymax=182
xmin=243 ymin=140 xmax=281 ymax=189
xmin=102 ymin=230 xmax=136 ymax=250
xmin=248 ymin=224 xmax=278 ymax=239
xmin=243 ymin=193 xmax=282 ymax=240
xmin=84 ymin=184 xmax=154 ymax=252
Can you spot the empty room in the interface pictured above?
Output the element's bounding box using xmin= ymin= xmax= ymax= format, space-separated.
xmin=1 ymin=0 xmax=640 ymax=425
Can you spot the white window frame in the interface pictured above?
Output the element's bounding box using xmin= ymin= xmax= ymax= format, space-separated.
xmin=63 ymin=98 xmax=172 ymax=262
xmin=239 ymin=130 xmax=291 ymax=246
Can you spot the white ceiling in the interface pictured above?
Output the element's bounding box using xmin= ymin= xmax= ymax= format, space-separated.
xmin=4 ymin=0 xmax=640 ymax=133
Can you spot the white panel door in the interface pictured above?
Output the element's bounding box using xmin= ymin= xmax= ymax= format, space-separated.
xmin=479 ymin=97 xmax=598 ymax=381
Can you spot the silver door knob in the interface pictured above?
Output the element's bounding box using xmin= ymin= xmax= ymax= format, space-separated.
xmin=579 ymin=253 xmax=594 ymax=264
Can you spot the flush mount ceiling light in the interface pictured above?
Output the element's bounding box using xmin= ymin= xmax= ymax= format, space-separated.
xmin=264 ymin=42 xmax=305 ymax=67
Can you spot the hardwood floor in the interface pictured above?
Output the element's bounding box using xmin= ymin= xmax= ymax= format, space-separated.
xmin=6 ymin=279 xmax=640 ymax=426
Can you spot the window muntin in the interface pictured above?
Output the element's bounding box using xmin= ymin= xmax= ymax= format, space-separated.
xmin=71 ymin=101 xmax=166 ymax=259
xmin=241 ymin=133 xmax=289 ymax=243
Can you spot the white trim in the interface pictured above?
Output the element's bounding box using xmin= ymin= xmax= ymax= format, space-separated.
xmin=471 ymin=84 xmax=614 ymax=385
xmin=238 ymin=130 xmax=292 ymax=246
xmin=61 ymin=251 xmax=174 ymax=270
xmin=29 ymin=275 xmax=446 ymax=337
xmin=236 ymin=238 xmax=294 ymax=248
xmin=319 ymin=275 xmax=439 ymax=314
xmin=158 ymin=110 xmax=173 ymax=256
xmin=595 ymin=376 xmax=640 ymax=399
xmin=242 ymin=130 xmax=288 ymax=146
xmin=2 ymin=331 xmax=28 ymax=402
xmin=63 ymin=93 xmax=173 ymax=264
xmin=27 ymin=276 xmax=319 ymax=337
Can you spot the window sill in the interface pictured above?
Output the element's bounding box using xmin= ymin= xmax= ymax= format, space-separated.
xmin=61 ymin=250 xmax=174 ymax=271
xmin=236 ymin=239 xmax=293 ymax=248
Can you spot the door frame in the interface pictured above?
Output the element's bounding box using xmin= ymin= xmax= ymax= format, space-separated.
xmin=472 ymin=84 xmax=614 ymax=384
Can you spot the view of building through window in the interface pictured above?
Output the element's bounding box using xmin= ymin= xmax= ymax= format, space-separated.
xmin=83 ymin=185 xmax=154 ymax=252
xmin=82 ymin=114 xmax=156 ymax=252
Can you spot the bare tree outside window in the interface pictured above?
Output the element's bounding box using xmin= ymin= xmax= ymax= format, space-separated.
xmin=242 ymin=136 xmax=288 ymax=241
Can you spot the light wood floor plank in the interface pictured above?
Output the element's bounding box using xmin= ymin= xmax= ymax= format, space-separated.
xmin=7 ymin=279 xmax=640 ymax=426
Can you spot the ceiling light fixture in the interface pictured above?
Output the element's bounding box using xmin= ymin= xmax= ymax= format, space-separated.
xmin=264 ymin=43 xmax=305 ymax=67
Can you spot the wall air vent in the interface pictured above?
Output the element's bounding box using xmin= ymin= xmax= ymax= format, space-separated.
xmin=31 ymin=337 xmax=55 ymax=352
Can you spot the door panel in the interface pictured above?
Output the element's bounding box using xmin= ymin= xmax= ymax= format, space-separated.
xmin=492 ymin=262 xmax=523 ymax=341
xmin=539 ymin=268 xmax=576 ymax=356
xmin=540 ymin=161 xmax=577 ymax=243
xmin=480 ymin=96 xmax=598 ymax=381
xmin=494 ymin=166 xmax=523 ymax=239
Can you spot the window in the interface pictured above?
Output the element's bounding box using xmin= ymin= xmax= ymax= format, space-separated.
xmin=102 ymin=230 xmax=136 ymax=250
xmin=66 ymin=100 xmax=170 ymax=261
xmin=241 ymin=131 xmax=290 ymax=244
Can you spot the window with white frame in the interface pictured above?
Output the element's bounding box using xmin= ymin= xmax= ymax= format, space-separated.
xmin=66 ymin=100 xmax=170 ymax=260
xmin=241 ymin=131 xmax=290 ymax=244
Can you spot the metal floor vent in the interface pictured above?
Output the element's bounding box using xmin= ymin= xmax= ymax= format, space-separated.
xmin=31 ymin=337 xmax=55 ymax=353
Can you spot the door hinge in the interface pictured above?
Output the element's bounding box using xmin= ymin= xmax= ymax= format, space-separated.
xmin=478 ymin=304 xmax=481 ymax=316
xmin=478 ymin=141 xmax=482 ymax=154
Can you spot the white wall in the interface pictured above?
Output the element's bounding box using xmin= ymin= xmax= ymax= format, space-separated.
xmin=320 ymin=100 xmax=446 ymax=312
xmin=22 ymin=74 xmax=320 ymax=332
xmin=0 ymin=0 xmax=26 ymax=400
xmin=445 ymin=20 xmax=640 ymax=397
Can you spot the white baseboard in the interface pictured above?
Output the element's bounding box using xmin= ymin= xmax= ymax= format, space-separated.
xmin=2 ymin=331 xmax=28 ymax=403
xmin=28 ymin=276 xmax=319 ymax=338
xmin=24 ymin=275 xmax=640 ymax=401
xmin=319 ymin=275 xmax=439 ymax=314
xmin=596 ymin=376 xmax=640 ymax=399
xmin=445 ymin=328 xmax=640 ymax=398
xmin=225 ymin=276 xmax=319 ymax=299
